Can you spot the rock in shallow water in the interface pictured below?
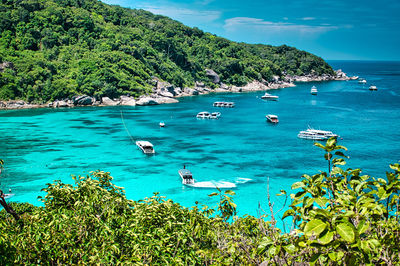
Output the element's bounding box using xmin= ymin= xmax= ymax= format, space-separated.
xmin=72 ymin=95 xmax=94 ymax=106
xmin=101 ymin=97 xmax=119 ymax=106
xmin=136 ymin=97 xmax=159 ymax=106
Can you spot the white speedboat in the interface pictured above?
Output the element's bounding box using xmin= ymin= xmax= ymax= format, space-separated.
xmin=136 ymin=140 xmax=155 ymax=154
xmin=298 ymin=128 xmax=338 ymax=140
xmin=266 ymin=114 xmax=279 ymax=123
xmin=178 ymin=168 xmax=195 ymax=185
xmin=359 ymin=79 xmax=367 ymax=84
xmin=369 ymin=85 xmax=377 ymax=91
xmin=210 ymin=112 xmax=221 ymax=119
xmin=196 ymin=111 xmax=211 ymax=119
xmin=261 ymin=93 xmax=279 ymax=101
xmin=213 ymin=101 xmax=223 ymax=107
xmin=310 ymin=86 xmax=318 ymax=95
xmin=159 ymin=121 xmax=165 ymax=127
xmin=226 ymin=102 xmax=235 ymax=107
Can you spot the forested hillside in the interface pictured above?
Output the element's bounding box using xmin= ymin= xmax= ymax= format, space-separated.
xmin=0 ymin=0 xmax=334 ymax=103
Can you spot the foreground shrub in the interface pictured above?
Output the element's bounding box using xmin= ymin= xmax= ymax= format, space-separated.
xmin=0 ymin=138 xmax=399 ymax=264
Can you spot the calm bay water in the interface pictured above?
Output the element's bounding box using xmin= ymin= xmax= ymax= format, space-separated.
xmin=1 ymin=61 xmax=399 ymax=223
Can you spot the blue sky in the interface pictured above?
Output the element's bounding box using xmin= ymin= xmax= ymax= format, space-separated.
xmin=102 ymin=0 xmax=400 ymax=60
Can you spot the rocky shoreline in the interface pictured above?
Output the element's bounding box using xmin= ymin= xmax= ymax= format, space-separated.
xmin=0 ymin=69 xmax=356 ymax=110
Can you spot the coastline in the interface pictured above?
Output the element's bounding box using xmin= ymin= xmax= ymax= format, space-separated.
xmin=0 ymin=70 xmax=356 ymax=110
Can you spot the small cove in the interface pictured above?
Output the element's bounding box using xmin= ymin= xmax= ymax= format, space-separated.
xmin=0 ymin=61 xmax=399 ymax=223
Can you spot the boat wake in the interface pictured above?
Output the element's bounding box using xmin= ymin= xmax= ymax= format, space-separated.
xmin=188 ymin=181 xmax=237 ymax=188
xmin=187 ymin=177 xmax=252 ymax=188
xmin=4 ymin=193 xmax=15 ymax=199
xmin=235 ymin=177 xmax=252 ymax=184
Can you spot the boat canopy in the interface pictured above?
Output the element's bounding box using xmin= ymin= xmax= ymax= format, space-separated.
xmin=179 ymin=169 xmax=193 ymax=178
xmin=137 ymin=141 xmax=153 ymax=147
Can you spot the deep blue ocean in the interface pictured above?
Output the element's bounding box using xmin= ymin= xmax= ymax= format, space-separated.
xmin=1 ymin=61 xmax=399 ymax=226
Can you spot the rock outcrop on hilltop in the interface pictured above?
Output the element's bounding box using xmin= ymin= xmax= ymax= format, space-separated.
xmin=285 ymin=69 xmax=356 ymax=82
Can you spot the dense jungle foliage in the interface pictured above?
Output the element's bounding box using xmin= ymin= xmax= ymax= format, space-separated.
xmin=0 ymin=139 xmax=399 ymax=264
xmin=0 ymin=0 xmax=334 ymax=103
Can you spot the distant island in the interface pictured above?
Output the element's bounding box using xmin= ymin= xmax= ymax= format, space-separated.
xmin=0 ymin=0 xmax=350 ymax=109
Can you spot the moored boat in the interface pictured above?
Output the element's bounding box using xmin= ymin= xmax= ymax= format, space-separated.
xmin=159 ymin=121 xmax=165 ymax=127
xmin=178 ymin=168 xmax=195 ymax=185
xmin=214 ymin=101 xmax=235 ymax=107
xmin=210 ymin=112 xmax=221 ymax=119
xmin=136 ymin=140 xmax=155 ymax=154
xmin=359 ymin=79 xmax=367 ymax=84
xmin=196 ymin=111 xmax=211 ymax=119
xmin=266 ymin=114 xmax=279 ymax=123
xmin=310 ymin=86 xmax=318 ymax=95
xmin=369 ymin=85 xmax=377 ymax=91
xmin=298 ymin=128 xmax=338 ymax=140
xmin=261 ymin=93 xmax=279 ymax=101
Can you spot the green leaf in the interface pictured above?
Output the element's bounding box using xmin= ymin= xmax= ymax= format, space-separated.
xmin=282 ymin=209 xmax=295 ymax=219
xmin=326 ymin=137 xmax=336 ymax=148
xmin=330 ymin=251 xmax=344 ymax=261
xmin=291 ymin=181 xmax=305 ymax=189
xmin=314 ymin=142 xmax=325 ymax=150
xmin=334 ymin=151 xmax=348 ymax=158
xmin=268 ymin=245 xmax=281 ymax=257
xmin=224 ymin=190 xmax=235 ymax=196
xmin=367 ymin=239 xmax=380 ymax=251
xmin=310 ymin=253 xmax=321 ymax=265
xmin=356 ymin=220 xmax=369 ymax=235
xmin=335 ymin=145 xmax=348 ymax=151
xmin=360 ymin=240 xmax=371 ymax=253
xmin=276 ymin=189 xmax=287 ymax=196
xmin=315 ymin=197 xmax=329 ymax=208
xmin=257 ymin=237 xmax=273 ymax=254
xmin=283 ymin=244 xmax=296 ymax=254
xmin=336 ymin=221 xmax=356 ymax=243
xmin=318 ymin=231 xmax=334 ymax=245
xmin=304 ymin=219 xmax=327 ymax=237
xmin=305 ymin=197 xmax=315 ymax=208
xmin=332 ymin=158 xmax=346 ymax=166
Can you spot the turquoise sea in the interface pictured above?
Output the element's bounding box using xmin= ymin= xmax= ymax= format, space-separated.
xmin=1 ymin=61 xmax=400 ymax=225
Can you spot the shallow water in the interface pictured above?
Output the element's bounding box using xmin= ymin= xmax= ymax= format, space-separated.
xmin=1 ymin=61 xmax=399 ymax=227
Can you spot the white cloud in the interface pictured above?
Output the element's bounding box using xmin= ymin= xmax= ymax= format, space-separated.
xmin=224 ymin=17 xmax=338 ymax=35
xmin=196 ymin=0 xmax=216 ymax=5
xmin=138 ymin=5 xmax=221 ymax=25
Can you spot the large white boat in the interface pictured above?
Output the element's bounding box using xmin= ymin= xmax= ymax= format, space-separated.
xmin=310 ymin=86 xmax=318 ymax=95
xmin=210 ymin=112 xmax=221 ymax=119
xmin=261 ymin=92 xmax=279 ymax=101
xmin=196 ymin=111 xmax=211 ymax=119
xmin=266 ymin=114 xmax=279 ymax=123
xmin=178 ymin=168 xmax=195 ymax=185
xmin=369 ymin=85 xmax=377 ymax=91
xmin=136 ymin=140 xmax=155 ymax=154
xmin=298 ymin=128 xmax=338 ymax=140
